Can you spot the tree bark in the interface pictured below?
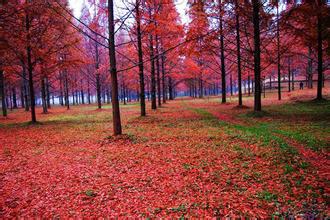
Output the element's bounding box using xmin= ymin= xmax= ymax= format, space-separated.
xmin=108 ymin=0 xmax=122 ymax=135
xmin=161 ymin=53 xmax=166 ymax=103
xmin=136 ymin=1 xmax=146 ymax=116
xmin=235 ymin=2 xmax=242 ymax=106
xmin=148 ymin=7 xmax=157 ymax=110
xmin=156 ymin=35 xmax=161 ymax=107
xmin=252 ymin=0 xmax=261 ymax=111
xmin=0 ymin=70 xmax=7 ymax=117
xmin=316 ymin=12 xmax=323 ymax=100
xmin=219 ymin=0 xmax=226 ymax=103
xmin=276 ymin=4 xmax=281 ymax=100
xmin=41 ymin=77 xmax=47 ymax=114
xmin=26 ymin=13 xmax=36 ymax=122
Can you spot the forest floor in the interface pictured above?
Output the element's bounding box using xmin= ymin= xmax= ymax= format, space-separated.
xmin=0 ymin=88 xmax=329 ymax=218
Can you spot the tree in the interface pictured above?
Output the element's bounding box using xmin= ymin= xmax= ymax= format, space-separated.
xmin=108 ymin=0 xmax=122 ymax=135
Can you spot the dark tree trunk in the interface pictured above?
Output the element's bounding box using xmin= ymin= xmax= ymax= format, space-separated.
xmin=12 ymin=87 xmax=17 ymax=108
xmin=87 ymin=79 xmax=91 ymax=104
xmin=148 ymin=9 xmax=157 ymax=110
xmin=136 ymin=1 xmax=146 ymax=116
xmin=20 ymin=84 xmax=25 ymax=108
xmin=230 ymin=74 xmax=233 ymax=96
xmin=316 ymin=12 xmax=323 ymax=100
xmin=0 ymin=70 xmax=7 ymax=117
xmin=288 ymin=57 xmax=291 ymax=92
xmin=156 ymin=35 xmax=161 ymax=107
xmin=59 ymin=73 xmax=64 ymax=106
xmin=235 ymin=2 xmax=242 ymax=106
xmin=41 ymin=77 xmax=47 ymax=114
xmin=252 ymin=0 xmax=261 ymax=111
xmin=64 ymin=71 xmax=69 ymax=110
xmin=307 ymin=47 xmax=313 ymax=88
xmin=46 ymin=77 xmax=51 ymax=109
xmin=108 ymin=0 xmax=122 ymax=135
xmin=276 ymin=4 xmax=281 ymax=100
xmin=81 ymin=79 xmax=85 ymax=104
xmin=169 ymin=77 xmax=173 ymax=100
xmin=96 ymin=73 xmax=101 ymax=109
xmin=22 ymin=65 xmax=29 ymax=111
xmin=248 ymin=74 xmax=251 ymax=96
xmin=219 ymin=0 xmax=226 ymax=103
xmin=161 ymin=53 xmax=166 ymax=103
xmin=26 ymin=13 xmax=36 ymax=122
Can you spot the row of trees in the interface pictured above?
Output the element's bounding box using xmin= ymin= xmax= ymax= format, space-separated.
xmin=0 ymin=0 xmax=329 ymax=135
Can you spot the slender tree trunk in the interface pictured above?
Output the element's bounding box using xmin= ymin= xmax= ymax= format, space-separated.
xmin=219 ymin=0 xmax=226 ymax=103
xmin=316 ymin=12 xmax=323 ymax=100
xmin=288 ymin=56 xmax=291 ymax=92
xmin=96 ymin=73 xmax=101 ymax=109
xmin=169 ymin=77 xmax=173 ymax=100
xmin=161 ymin=53 xmax=166 ymax=103
xmin=26 ymin=13 xmax=36 ymax=122
xmin=59 ymin=73 xmax=64 ymax=106
xmin=88 ymin=79 xmax=91 ymax=104
xmin=230 ymin=74 xmax=233 ymax=96
xmin=156 ymin=35 xmax=161 ymax=107
xmin=307 ymin=47 xmax=313 ymax=88
xmin=248 ymin=74 xmax=251 ymax=96
xmin=20 ymin=84 xmax=25 ymax=108
xmin=235 ymin=2 xmax=242 ymax=106
xmin=292 ymin=69 xmax=294 ymax=91
xmin=136 ymin=1 xmax=146 ymax=116
xmin=276 ymin=4 xmax=281 ymax=100
xmin=12 ymin=87 xmax=17 ymax=108
xmin=148 ymin=9 xmax=157 ymax=110
xmin=41 ymin=77 xmax=47 ymax=114
xmin=46 ymin=77 xmax=51 ymax=109
xmin=64 ymin=71 xmax=69 ymax=110
xmin=81 ymin=79 xmax=85 ymax=104
xmin=252 ymin=0 xmax=261 ymax=111
xmin=0 ymin=70 xmax=7 ymax=117
xmin=22 ymin=65 xmax=29 ymax=111
xmin=108 ymin=0 xmax=122 ymax=135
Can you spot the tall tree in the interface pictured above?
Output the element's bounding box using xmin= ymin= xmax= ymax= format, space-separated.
xmin=108 ymin=0 xmax=122 ymax=135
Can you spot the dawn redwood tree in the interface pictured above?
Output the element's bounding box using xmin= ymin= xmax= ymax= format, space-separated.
xmin=108 ymin=0 xmax=122 ymax=135
xmin=235 ymin=0 xmax=243 ymax=106
xmin=252 ymin=0 xmax=261 ymax=111
xmin=218 ymin=0 xmax=227 ymax=103
xmin=135 ymin=0 xmax=146 ymax=116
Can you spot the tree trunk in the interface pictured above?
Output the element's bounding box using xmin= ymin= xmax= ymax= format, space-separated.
xmin=316 ymin=12 xmax=323 ymax=100
xmin=169 ymin=77 xmax=173 ymax=100
xmin=288 ymin=57 xmax=291 ymax=92
xmin=12 ymin=87 xmax=17 ymax=109
xmin=0 ymin=70 xmax=7 ymax=117
xmin=136 ymin=1 xmax=146 ymax=116
xmin=22 ymin=65 xmax=29 ymax=111
xmin=26 ymin=13 xmax=36 ymax=123
xmin=156 ymin=35 xmax=161 ymax=107
xmin=96 ymin=73 xmax=101 ymax=109
xmin=219 ymin=0 xmax=226 ymax=103
xmin=161 ymin=53 xmax=166 ymax=103
xmin=276 ymin=4 xmax=281 ymax=100
xmin=307 ymin=47 xmax=313 ymax=88
xmin=252 ymin=0 xmax=261 ymax=111
xmin=41 ymin=77 xmax=47 ymax=114
xmin=235 ymin=2 xmax=242 ymax=106
xmin=64 ymin=71 xmax=70 ymax=110
xmin=46 ymin=77 xmax=51 ymax=109
xmin=148 ymin=8 xmax=157 ymax=110
xmin=108 ymin=0 xmax=122 ymax=135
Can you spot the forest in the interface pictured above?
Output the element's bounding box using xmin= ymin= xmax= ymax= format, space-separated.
xmin=0 ymin=0 xmax=329 ymax=218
